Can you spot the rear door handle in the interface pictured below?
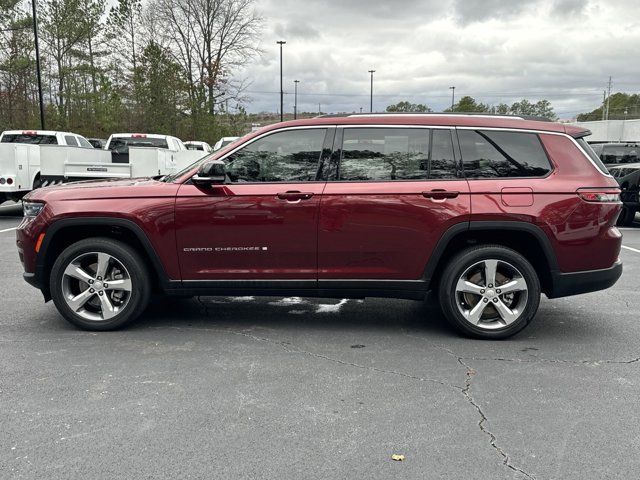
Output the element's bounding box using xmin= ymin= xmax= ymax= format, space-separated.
xmin=277 ymin=191 xmax=314 ymax=201
xmin=422 ymin=189 xmax=459 ymax=200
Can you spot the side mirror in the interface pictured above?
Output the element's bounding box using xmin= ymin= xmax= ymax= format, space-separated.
xmin=193 ymin=160 xmax=225 ymax=186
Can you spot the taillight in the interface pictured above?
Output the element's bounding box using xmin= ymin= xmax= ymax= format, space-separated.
xmin=577 ymin=188 xmax=621 ymax=203
xmin=6 ymin=178 xmax=13 ymax=185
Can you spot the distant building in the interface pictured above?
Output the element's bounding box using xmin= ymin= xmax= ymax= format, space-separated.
xmin=568 ymin=119 xmax=640 ymax=142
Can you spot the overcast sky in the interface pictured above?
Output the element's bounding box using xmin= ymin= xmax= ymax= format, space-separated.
xmin=234 ymin=0 xmax=640 ymax=118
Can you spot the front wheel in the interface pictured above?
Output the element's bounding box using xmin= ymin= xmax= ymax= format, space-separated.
xmin=438 ymin=245 xmax=541 ymax=339
xmin=50 ymin=238 xmax=151 ymax=330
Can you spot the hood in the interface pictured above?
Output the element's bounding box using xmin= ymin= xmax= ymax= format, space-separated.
xmin=25 ymin=177 xmax=179 ymax=202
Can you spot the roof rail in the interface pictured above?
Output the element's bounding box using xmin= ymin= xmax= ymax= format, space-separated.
xmin=315 ymin=112 xmax=553 ymax=122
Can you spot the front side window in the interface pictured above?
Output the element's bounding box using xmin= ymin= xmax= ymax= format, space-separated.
xmin=338 ymin=128 xmax=430 ymax=181
xmin=226 ymin=129 xmax=326 ymax=183
xmin=64 ymin=135 xmax=78 ymax=146
xmin=459 ymin=130 xmax=552 ymax=178
xmin=77 ymin=136 xmax=93 ymax=148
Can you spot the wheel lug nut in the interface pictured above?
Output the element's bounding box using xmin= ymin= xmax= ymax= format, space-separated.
xmin=496 ymin=289 xmax=501 ymax=294
xmin=98 ymin=291 xmax=104 ymax=296
xmin=97 ymin=276 xmax=102 ymax=281
xmin=483 ymin=298 xmax=489 ymax=303
xmin=480 ymin=289 xmax=485 ymax=294
xmin=493 ymin=298 xmax=498 ymax=303
xmin=88 ymin=279 xmax=94 ymax=284
xmin=488 ymin=284 xmax=493 ymax=288
xmin=89 ymin=288 xmax=95 ymax=293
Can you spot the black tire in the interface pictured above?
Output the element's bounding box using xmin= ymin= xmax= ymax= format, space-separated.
xmin=438 ymin=245 xmax=541 ymax=340
xmin=616 ymin=205 xmax=636 ymax=227
xmin=50 ymin=237 xmax=151 ymax=331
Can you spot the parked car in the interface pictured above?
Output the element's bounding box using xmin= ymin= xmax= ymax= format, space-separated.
xmin=88 ymin=138 xmax=107 ymax=149
xmin=17 ymin=114 xmax=623 ymax=339
xmin=0 ymin=130 xmax=95 ymax=202
xmin=609 ymin=162 xmax=640 ymax=226
xmin=591 ymin=142 xmax=640 ymax=168
xmin=213 ymin=136 xmax=240 ymax=150
xmin=105 ymin=133 xmax=187 ymax=163
xmin=184 ymin=141 xmax=213 ymax=153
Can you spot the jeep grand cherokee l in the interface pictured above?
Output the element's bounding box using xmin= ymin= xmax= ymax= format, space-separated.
xmin=16 ymin=114 xmax=623 ymax=339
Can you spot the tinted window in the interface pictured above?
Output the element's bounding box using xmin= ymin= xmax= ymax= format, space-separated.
xmin=64 ymin=135 xmax=78 ymax=146
xmin=459 ymin=130 xmax=551 ymax=178
xmin=601 ymin=145 xmax=640 ymax=165
xmin=339 ymin=128 xmax=429 ymax=181
xmin=226 ymin=129 xmax=326 ymax=183
xmin=576 ymin=138 xmax=609 ymax=175
xmin=1 ymin=133 xmax=58 ymax=145
xmin=108 ymin=137 xmax=169 ymax=153
xmin=187 ymin=144 xmax=204 ymax=151
xmin=430 ymin=129 xmax=458 ymax=179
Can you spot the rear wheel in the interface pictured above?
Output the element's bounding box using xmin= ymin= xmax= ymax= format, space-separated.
xmin=50 ymin=238 xmax=151 ymax=330
xmin=438 ymin=245 xmax=541 ymax=339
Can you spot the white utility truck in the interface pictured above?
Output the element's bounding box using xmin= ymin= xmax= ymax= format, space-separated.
xmin=0 ymin=130 xmax=97 ymax=202
xmin=40 ymin=133 xmax=205 ymax=184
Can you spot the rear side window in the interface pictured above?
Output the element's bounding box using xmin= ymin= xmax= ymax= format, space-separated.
xmin=339 ymin=128 xmax=429 ymax=181
xmin=1 ymin=133 xmax=58 ymax=144
xmin=64 ymin=135 xmax=78 ymax=146
xmin=459 ymin=130 xmax=552 ymax=178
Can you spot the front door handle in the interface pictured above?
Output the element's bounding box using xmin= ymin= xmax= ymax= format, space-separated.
xmin=277 ymin=191 xmax=314 ymax=201
xmin=422 ymin=189 xmax=459 ymax=200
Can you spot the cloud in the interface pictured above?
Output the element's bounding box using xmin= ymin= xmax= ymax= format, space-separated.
xmin=234 ymin=0 xmax=640 ymax=118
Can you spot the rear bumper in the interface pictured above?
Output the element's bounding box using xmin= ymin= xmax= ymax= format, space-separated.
xmin=547 ymin=260 xmax=623 ymax=298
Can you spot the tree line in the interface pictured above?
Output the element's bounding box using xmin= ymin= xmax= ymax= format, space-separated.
xmin=0 ymin=0 xmax=262 ymax=142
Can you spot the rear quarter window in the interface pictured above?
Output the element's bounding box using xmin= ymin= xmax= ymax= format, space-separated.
xmin=576 ymin=138 xmax=610 ymax=175
xmin=459 ymin=129 xmax=552 ymax=178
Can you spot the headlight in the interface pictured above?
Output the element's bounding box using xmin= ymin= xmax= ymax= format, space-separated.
xmin=23 ymin=201 xmax=45 ymax=218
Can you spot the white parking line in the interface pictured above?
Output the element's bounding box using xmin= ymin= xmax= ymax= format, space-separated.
xmin=622 ymin=245 xmax=640 ymax=254
xmin=0 ymin=227 xmax=18 ymax=233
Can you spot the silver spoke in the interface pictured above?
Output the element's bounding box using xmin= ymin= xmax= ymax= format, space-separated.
xmin=63 ymin=264 xmax=94 ymax=283
xmin=499 ymin=277 xmax=527 ymax=294
xmin=456 ymin=278 xmax=485 ymax=296
xmin=98 ymin=294 xmax=117 ymax=319
xmin=67 ymin=288 xmax=95 ymax=312
xmin=484 ymin=260 xmax=498 ymax=287
xmin=95 ymin=253 xmax=111 ymax=280
xmin=466 ymin=300 xmax=489 ymax=325
xmin=493 ymin=299 xmax=519 ymax=325
xmin=104 ymin=278 xmax=132 ymax=292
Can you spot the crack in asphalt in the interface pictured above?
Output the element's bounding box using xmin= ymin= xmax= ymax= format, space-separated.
xmin=457 ymin=357 xmax=536 ymax=480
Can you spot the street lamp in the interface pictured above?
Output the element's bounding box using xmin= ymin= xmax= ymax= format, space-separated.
xmin=294 ymin=80 xmax=299 ymax=120
xmin=276 ymin=41 xmax=286 ymax=122
xmin=31 ymin=0 xmax=45 ymax=129
xmin=449 ymin=86 xmax=456 ymax=110
xmin=368 ymin=69 xmax=375 ymax=113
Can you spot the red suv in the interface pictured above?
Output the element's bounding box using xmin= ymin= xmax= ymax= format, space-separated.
xmin=16 ymin=114 xmax=623 ymax=339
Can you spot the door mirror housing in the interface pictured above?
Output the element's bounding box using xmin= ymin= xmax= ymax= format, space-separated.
xmin=193 ymin=160 xmax=226 ymax=186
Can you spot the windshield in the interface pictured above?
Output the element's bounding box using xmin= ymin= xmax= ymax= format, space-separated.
xmin=108 ymin=137 xmax=169 ymax=154
xmin=1 ymin=133 xmax=58 ymax=144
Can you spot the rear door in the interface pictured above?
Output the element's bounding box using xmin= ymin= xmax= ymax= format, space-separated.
xmin=318 ymin=126 xmax=470 ymax=282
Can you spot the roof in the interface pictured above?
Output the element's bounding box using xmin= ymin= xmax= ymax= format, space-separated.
xmin=0 ymin=130 xmax=79 ymax=136
xmin=255 ymin=114 xmax=590 ymax=137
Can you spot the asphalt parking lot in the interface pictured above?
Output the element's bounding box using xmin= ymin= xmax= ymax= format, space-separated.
xmin=1 ymin=202 xmax=639 ymax=480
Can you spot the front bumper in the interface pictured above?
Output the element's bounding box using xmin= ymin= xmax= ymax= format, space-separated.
xmin=547 ymin=260 xmax=623 ymax=298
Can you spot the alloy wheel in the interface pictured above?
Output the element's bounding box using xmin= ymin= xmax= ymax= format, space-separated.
xmin=454 ymin=259 xmax=529 ymax=330
xmin=61 ymin=252 xmax=133 ymax=321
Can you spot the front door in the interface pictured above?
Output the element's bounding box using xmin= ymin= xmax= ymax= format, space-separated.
xmin=318 ymin=126 xmax=471 ymax=281
xmin=175 ymin=127 xmax=332 ymax=280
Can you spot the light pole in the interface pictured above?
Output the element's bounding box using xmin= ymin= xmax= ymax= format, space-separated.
xmin=277 ymin=40 xmax=286 ymax=122
xmin=368 ymin=70 xmax=375 ymax=113
xmin=293 ymin=80 xmax=299 ymax=120
xmin=449 ymin=86 xmax=455 ymax=110
xmin=31 ymin=0 xmax=45 ymax=129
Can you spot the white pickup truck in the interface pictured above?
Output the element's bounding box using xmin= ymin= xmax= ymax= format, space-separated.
xmin=40 ymin=133 xmax=205 ymax=184
xmin=0 ymin=130 xmax=97 ymax=202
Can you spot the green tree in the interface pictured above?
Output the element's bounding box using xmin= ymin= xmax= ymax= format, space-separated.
xmin=446 ymin=95 xmax=490 ymax=113
xmin=386 ymin=101 xmax=431 ymax=112
xmin=577 ymin=92 xmax=640 ymax=121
